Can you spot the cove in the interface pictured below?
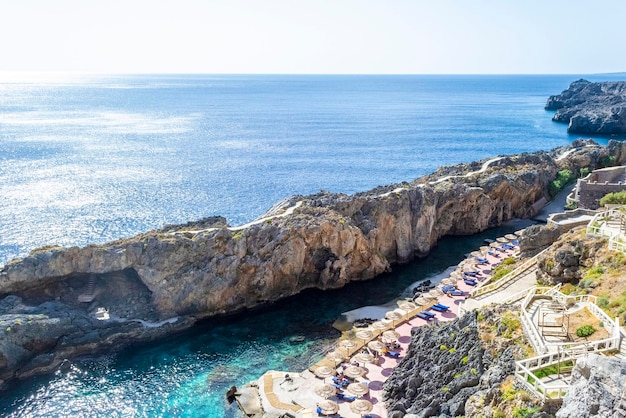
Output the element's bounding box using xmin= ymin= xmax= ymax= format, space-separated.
xmin=0 ymin=221 xmax=531 ymax=417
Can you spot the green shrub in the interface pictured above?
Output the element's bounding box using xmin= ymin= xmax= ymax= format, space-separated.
xmin=461 ymin=356 xmax=469 ymax=365
xmin=600 ymin=190 xmax=626 ymax=206
xmin=502 ymin=257 xmax=516 ymax=266
xmin=501 ymin=313 xmax=521 ymax=333
xmin=491 ymin=265 xmax=512 ymax=281
xmin=513 ymin=407 xmax=540 ymax=418
xmin=575 ymin=324 xmax=596 ymax=338
xmin=597 ymin=297 xmax=609 ymax=308
xmin=449 ymin=347 xmax=457 ymax=354
xmin=600 ymin=155 xmax=617 ymax=167
xmin=549 ymin=169 xmax=576 ymax=197
xmin=501 ymin=387 xmax=517 ymax=401
xmin=439 ymin=344 xmax=447 ymax=351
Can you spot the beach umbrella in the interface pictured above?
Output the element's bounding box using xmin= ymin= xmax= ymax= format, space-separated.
xmin=352 ymin=352 xmax=375 ymax=364
xmin=314 ymin=366 xmax=336 ymax=379
xmin=496 ymin=237 xmax=508 ymax=243
xmin=450 ymin=271 xmax=461 ymax=279
xmin=441 ymin=278 xmax=455 ymax=286
xmin=428 ymin=288 xmax=444 ymax=298
xmin=346 ymin=382 xmax=370 ymax=398
xmin=350 ymin=399 xmax=373 ymax=416
xmin=470 ymin=250 xmax=482 ymax=257
xmin=343 ymin=365 xmax=365 ymax=379
xmin=505 ymin=233 xmax=518 ymax=241
xmin=367 ymin=340 xmax=386 ymax=352
xmin=338 ymin=339 xmax=358 ymax=353
xmin=318 ymin=399 xmax=339 ymax=416
xmin=315 ymin=383 xmax=337 ymax=399
xmin=489 ymin=242 xmax=500 ymax=248
xmin=325 ymin=350 xmax=346 ymax=365
xmin=355 ymin=329 xmax=373 ymax=343
xmin=413 ymin=296 xmax=429 ymax=306
xmin=370 ymin=321 xmax=388 ymax=331
xmin=514 ymin=229 xmax=524 ymax=237
xmin=397 ymin=301 xmax=417 ymax=311
xmin=385 ymin=309 xmax=404 ymax=327
xmin=382 ymin=330 xmax=400 ymax=341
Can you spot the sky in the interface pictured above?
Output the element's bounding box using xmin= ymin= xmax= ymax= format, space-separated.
xmin=0 ymin=0 xmax=624 ymax=75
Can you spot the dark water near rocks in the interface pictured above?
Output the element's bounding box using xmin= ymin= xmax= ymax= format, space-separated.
xmin=0 ymin=74 xmax=622 ymax=416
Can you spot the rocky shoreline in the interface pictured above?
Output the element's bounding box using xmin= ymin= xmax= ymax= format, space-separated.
xmin=1 ymin=139 xmax=626 ymax=389
xmin=546 ymin=79 xmax=626 ymax=135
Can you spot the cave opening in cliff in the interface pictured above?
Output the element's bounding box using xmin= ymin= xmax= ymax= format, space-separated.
xmin=13 ymin=268 xmax=159 ymax=321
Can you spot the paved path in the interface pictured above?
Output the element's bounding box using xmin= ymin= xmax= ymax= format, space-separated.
xmin=466 ymin=267 xmax=538 ymax=309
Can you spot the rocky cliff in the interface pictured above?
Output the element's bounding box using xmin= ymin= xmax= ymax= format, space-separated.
xmin=546 ymin=79 xmax=626 ymax=134
xmin=556 ymin=354 xmax=626 ymax=418
xmin=383 ymin=305 xmax=540 ymax=418
xmin=1 ymin=139 xmax=625 ymax=387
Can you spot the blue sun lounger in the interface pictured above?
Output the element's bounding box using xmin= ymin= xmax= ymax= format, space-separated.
xmin=429 ymin=304 xmax=448 ymax=312
xmin=434 ymin=303 xmax=449 ymax=310
xmin=417 ymin=312 xmax=434 ymax=320
xmin=476 ymin=257 xmax=488 ymax=264
xmin=448 ymin=289 xmax=465 ymax=296
xmin=464 ymin=278 xmax=477 ymax=286
xmin=337 ymin=393 xmax=356 ymax=401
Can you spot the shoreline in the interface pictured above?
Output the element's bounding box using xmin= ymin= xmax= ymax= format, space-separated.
xmin=236 ymin=236 xmax=522 ymax=417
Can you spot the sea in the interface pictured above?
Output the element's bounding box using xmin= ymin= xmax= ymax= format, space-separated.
xmin=0 ymin=74 xmax=623 ymax=416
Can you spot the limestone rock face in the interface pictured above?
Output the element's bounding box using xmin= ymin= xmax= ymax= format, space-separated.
xmin=535 ymin=228 xmax=606 ymax=285
xmin=0 ymin=141 xmax=625 ymax=386
xmin=383 ymin=306 xmax=525 ymax=418
xmin=546 ymin=79 xmax=626 ymax=134
xmin=556 ymin=354 xmax=626 ymax=418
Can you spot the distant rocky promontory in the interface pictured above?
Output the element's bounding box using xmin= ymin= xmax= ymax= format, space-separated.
xmin=546 ymin=79 xmax=626 ymax=134
xmin=1 ymin=139 xmax=625 ymax=388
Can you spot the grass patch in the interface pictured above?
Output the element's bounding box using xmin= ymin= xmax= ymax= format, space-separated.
xmin=530 ymin=361 xmax=574 ymax=380
xmin=575 ymin=324 xmax=596 ymax=338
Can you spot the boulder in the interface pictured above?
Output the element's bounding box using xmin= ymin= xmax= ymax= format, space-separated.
xmin=556 ymin=354 xmax=626 ymax=418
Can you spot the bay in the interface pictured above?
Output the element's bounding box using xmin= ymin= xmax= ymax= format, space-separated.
xmin=0 ymin=74 xmax=622 ymax=416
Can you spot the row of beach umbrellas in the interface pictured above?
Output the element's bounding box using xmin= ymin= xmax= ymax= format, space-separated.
xmin=314 ymin=398 xmax=373 ymax=416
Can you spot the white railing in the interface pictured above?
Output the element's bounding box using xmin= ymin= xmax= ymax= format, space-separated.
xmin=470 ymin=246 xmax=552 ymax=299
xmin=515 ymin=353 xmax=571 ymax=400
xmin=519 ymin=286 xmax=549 ymax=354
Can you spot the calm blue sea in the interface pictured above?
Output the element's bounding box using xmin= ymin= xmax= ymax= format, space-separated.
xmin=0 ymin=74 xmax=622 ymax=416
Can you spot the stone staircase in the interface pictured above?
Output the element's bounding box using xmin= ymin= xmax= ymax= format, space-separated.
xmin=78 ymin=275 xmax=96 ymax=303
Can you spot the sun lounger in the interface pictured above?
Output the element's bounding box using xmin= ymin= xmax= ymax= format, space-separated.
xmin=448 ymin=289 xmax=465 ymax=296
xmin=434 ymin=303 xmax=449 ymax=310
xmin=417 ymin=312 xmax=434 ymax=320
xmin=337 ymin=393 xmax=356 ymax=401
xmin=476 ymin=257 xmax=488 ymax=264
xmin=512 ymin=240 xmax=519 ymax=246
xmin=464 ymin=279 xmax=477 ymax=286
xmin=386 ymin=351 xmax=400 ymax=358
xmin=429 ymin=305 xmax=448 ymax=312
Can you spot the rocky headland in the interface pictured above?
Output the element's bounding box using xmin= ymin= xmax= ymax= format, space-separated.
xmin=1 ymin=139 xmax=626 ymax=388
xmin=546 ymin=79 xmax=626 ymax=135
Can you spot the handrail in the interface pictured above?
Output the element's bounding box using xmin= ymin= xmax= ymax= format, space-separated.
xmin=470 ymin=246 xmax=554 ymax=299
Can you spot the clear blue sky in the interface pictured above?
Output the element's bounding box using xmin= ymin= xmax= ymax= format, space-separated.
xmin=1 ymin=0 xmax=624 ymax=75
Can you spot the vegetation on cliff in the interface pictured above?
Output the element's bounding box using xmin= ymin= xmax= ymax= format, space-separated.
xmin=383 ymin=305 xmax=541 ymax=418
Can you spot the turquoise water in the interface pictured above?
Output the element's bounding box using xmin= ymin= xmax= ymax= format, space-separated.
xmin=0 ymin=74 xmax=623 ymax=416
xmin=0 ymin=223 xmax=530 ymax=417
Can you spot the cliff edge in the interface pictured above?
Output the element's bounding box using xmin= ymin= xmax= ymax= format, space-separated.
xmin=1 ymin=139 xmax=624 ymax=388
xmin=546 ymin=79 xmax=626 ymax=135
